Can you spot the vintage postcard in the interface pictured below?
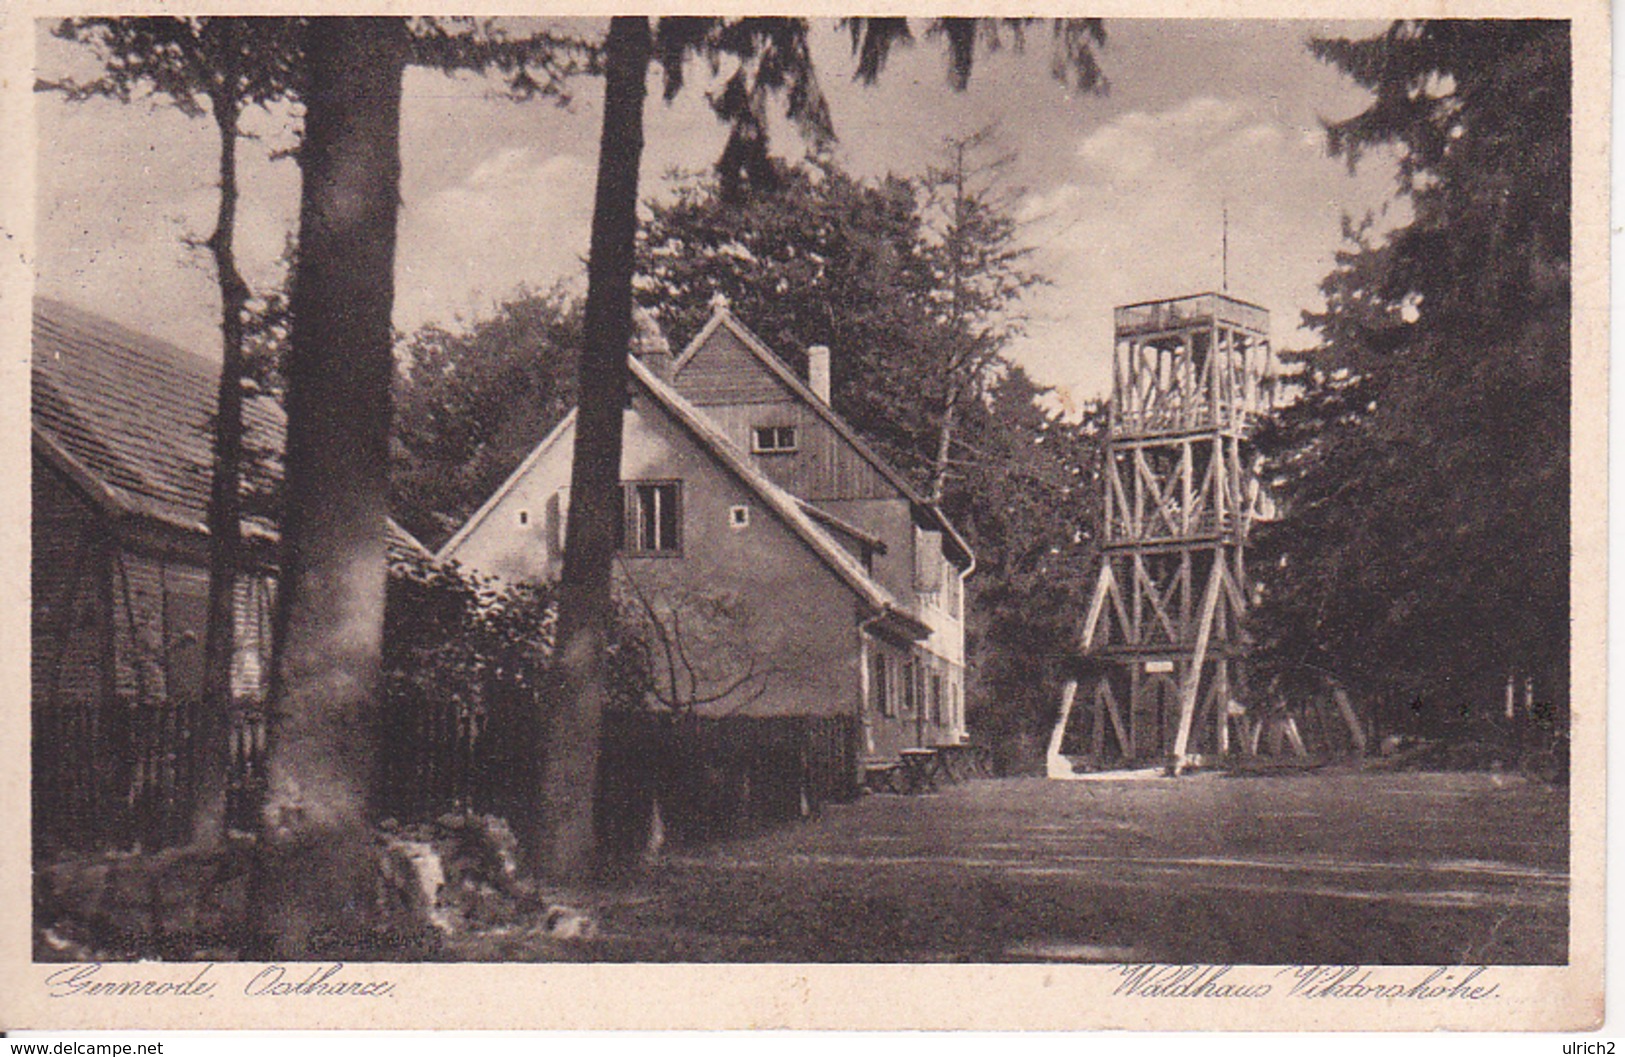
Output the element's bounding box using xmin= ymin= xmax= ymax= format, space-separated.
xmin=0 ymin=0 xmax=1608 ymax=1034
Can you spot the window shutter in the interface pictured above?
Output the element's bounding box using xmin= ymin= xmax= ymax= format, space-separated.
xmin=547 ymin=487 xmax=570 ymax=564
xmin=914 ymin=528 xmax=943 ymax=592
xmin=663 ymin=483 xmax=683 ymax=551
xmin=619 ymin=484 xmax=634 ymax=551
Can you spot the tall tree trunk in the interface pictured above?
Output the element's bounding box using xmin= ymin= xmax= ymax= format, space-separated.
xmin=252 ymin=16 xmax=407 ymax=959
xmin=928 ymin=386 xmax=960 ymax=504
xmin=193 ymin=47 xmax=249 ymax=847
xmin=927 ymin=137 xmax=969 ymax=505
xmin=534 ymin=15 xmax=651 ymax=882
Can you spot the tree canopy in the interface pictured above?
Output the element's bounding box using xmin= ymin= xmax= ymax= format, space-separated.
xmin=1249 ymin=20 xmax=1570 ymax=727
xmin=392 ymin=287 xmax=583 ymax=548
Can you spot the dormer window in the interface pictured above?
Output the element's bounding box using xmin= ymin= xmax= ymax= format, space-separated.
xmin=752 ymin=425 xmax=798 ymax=453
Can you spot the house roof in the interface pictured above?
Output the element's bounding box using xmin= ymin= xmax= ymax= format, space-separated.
xmin=795 ymin=498 xmax=887 ymax=556
xmin=33 ymin=297 xmax=431 ymax=561
xmin=437 ymin=354 xmax=929 ymax=641
xmin=672 ymin=305 xmax=974 ymax=569
xmin=434 ymin=409 xmax=575 ymax=561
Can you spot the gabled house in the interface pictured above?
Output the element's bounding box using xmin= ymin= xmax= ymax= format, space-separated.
xmin=31 ymin=297 xmax=429 ymax=852
xmin=438 ymin=303 xmax=973 ymax=760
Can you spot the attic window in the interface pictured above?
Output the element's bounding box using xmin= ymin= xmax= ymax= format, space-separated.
xmin=518 ymin=509 xmax=529 ymax=526
xmin=752 ymin=425 xmax=797 ymax=453
xmin=729 ymin=505 xmax=750 ymax=528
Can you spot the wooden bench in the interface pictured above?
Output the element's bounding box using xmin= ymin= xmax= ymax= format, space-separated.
xmin=863 ymin=761 xmax=905 ymax=795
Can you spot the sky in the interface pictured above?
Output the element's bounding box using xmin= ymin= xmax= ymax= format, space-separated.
xmin=35 ymin=18 xmax=1403 ymax=407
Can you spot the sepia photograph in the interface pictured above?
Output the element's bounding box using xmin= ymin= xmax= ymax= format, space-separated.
xmin=4 ymin=7 xmax=1605 ymax=1033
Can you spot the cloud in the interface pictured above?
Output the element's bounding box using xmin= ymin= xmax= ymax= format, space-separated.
xmin=396 ymin=148 xmax=597 ymax=331
xmin=1073 ymin=96 xmax=1244 ymax=185
xmin=1006 ymin=94 xmax=1395 ymax=406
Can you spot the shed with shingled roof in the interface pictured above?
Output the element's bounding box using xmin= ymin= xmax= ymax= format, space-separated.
xmin=31 ymin=297 xmax=428 ymax=853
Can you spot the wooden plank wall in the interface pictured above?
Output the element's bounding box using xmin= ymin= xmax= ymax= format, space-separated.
xmin=697 ymin=403 xmax=896 ymax=500
xmin=677 ymin=327 xmax=795 ymax=405
xmin=674 ymin=327 xmax=898 ymax=501
xmin=32 ymin=461 xmax=114 ymax=852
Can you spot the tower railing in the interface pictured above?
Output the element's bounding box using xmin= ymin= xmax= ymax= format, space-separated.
xmin=1113 ymin=293 xmax=1270 ymax=338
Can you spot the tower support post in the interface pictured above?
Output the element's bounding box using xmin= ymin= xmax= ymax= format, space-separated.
xmin=1049 ymin=293 xmax=1270 ymax=775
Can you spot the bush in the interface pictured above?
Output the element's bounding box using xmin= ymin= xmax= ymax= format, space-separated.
xmin=378 ymin=553 xmax=655 ymax=828
xmin=379 ymin=554 xmax=557 ymax=823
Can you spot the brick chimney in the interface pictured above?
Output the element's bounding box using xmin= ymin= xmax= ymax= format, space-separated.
xmin=632 ymin=307 xmax=673 ymax=381
xmin=807 ymin=344 xmax=831 ymax=404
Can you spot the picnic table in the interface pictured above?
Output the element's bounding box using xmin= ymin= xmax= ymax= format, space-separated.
xmin=930 ymin=742 xmax=989 ymax=782
xmin=897 ymin=748 xmax=947 ymax=794
xmin=863 ymin=759 xmax=905 ymax=795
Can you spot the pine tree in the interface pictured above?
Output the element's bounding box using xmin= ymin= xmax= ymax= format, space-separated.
xmin=1251 ymin=21 xmax=1570 ymax=731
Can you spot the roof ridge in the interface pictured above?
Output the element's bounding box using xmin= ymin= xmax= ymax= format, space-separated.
xmin=36 ymin=299 xmax=221 ymax=381
xmin=628 ymin=355 xmax=915 ymax=620
xmin=668 ymin=305 xmax=973 ymax=566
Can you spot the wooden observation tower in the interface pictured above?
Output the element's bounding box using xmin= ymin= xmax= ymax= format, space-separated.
xmin=1049 ymin=293 xmax=1272 ymax=775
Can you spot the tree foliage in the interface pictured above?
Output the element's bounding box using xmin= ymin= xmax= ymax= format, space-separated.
xmin=1250 ymin=21 xmax=1570 ymax=729
xmin=640 ymin=160 xmax=940 ymax=480
xmin=842 ymin=18 xmax=1106 ymax=94
xmin=943 ymin=371 xmax=1104 ymax=761
xmin=392 ymin=287 xmax=583 ymax=548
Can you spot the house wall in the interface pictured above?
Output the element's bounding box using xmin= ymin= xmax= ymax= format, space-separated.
xmin=817 ymin=498 xmax=966 ymax=665
xmin=440 ymin=421 xmax=577 ymax=584
xmin=826 ymin=501 xmax=969 ymax=750
xmin=815 ymin=498 xmax=917 ymax=609
xmin=33 ymin=457 xmax=278 ymax=851
xmin=693 ymin=401 xmax=896 ymax=501
xmin=32 ymin=457 xmax=111 ymax=720
xmin=672 ymin=325 xmax=895 ymax=501
xmin=445 ymin=389 xmax=866 ymax=721
xmin=668 ymin=321 xmax=974 ymax=749
xmin=621 ymin=389 xmax=864 ymax=719
xmin=860 ymin=632 xmax=964 ymax=756
xmin=673 ymin=325 xmax=792 ymax=406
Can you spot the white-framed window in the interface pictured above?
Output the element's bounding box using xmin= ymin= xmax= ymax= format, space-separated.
xmin=871 ymin=649 xmax=893 ymax=718
xmin=622 ymin=480 xmax=682 ymax=556
xmin=729 ymin=505 xmax=750 ymax=529
xmin=752 ymin=425 xmax=798 ymax=453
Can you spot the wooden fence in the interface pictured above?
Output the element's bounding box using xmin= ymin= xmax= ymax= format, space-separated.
xmin=596 ymin=711 xmax=862 ymax=853
xmin=380 ymin=690 xmax=863 ymax=852
xmin=37 ymin=678 xmax=859 ymax=856
xmin=33 ymin=693 xmax=197 ymax=854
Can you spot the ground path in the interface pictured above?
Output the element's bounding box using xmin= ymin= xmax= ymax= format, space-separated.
xmin=551 ymin=770 xmax=1568 ymax=963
